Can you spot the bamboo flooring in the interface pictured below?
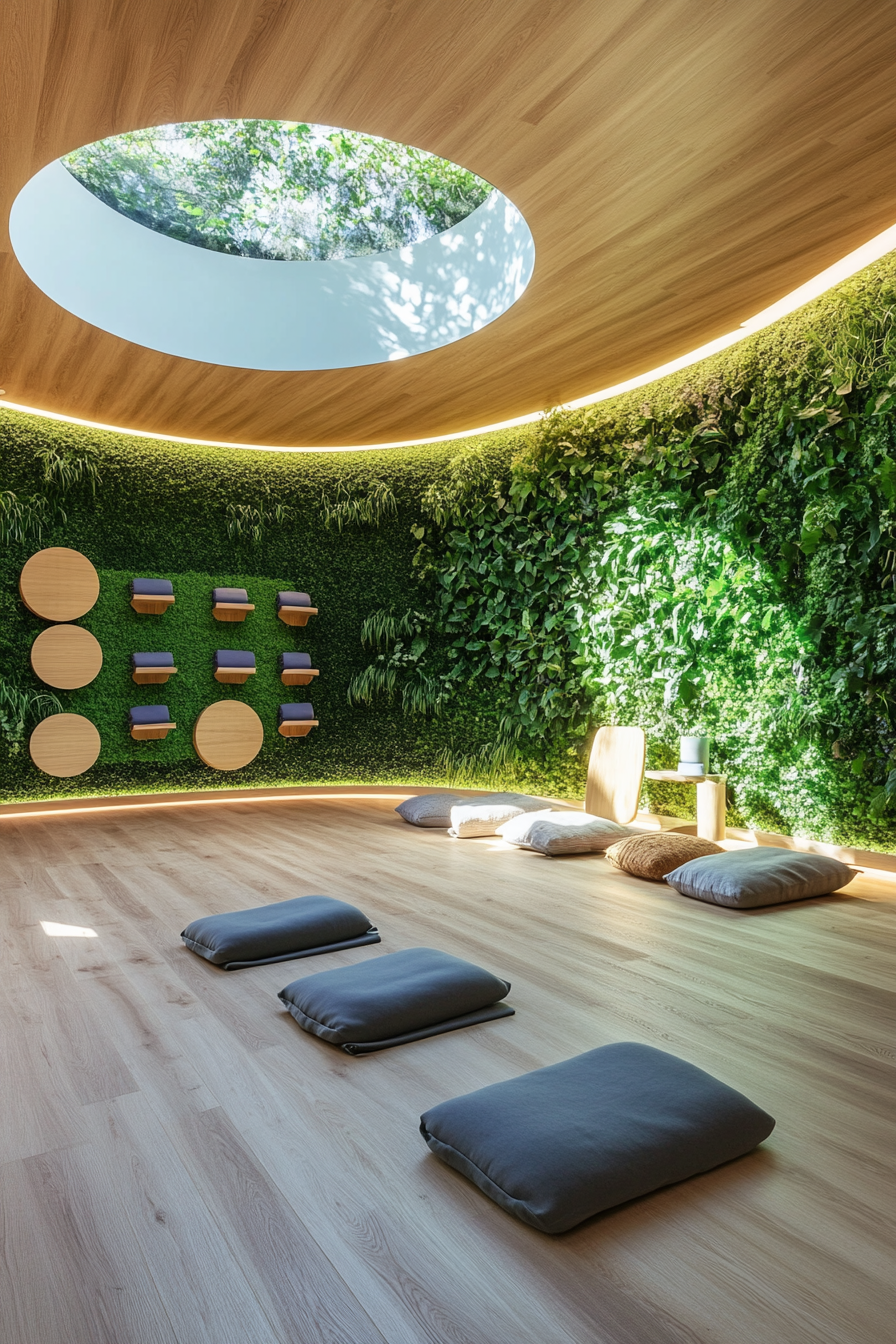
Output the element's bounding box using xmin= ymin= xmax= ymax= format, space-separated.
xmin=1 ymin=796 xmax=894 ymax=1344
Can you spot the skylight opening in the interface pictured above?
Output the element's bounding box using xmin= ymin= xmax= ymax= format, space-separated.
xmin=62 ymin=119 xmax=494 ymax=263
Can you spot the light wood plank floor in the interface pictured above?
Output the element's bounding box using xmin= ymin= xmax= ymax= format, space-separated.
xmin=1 ymin=798 xmax=894 ymax=1344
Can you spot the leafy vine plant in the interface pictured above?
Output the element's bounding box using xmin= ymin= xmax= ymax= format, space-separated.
xmin=0 ymin=678 xmax=62 ymax=754
xmin=321 ymin=479 xmax=397 ymax=532
xmin=347 ymin=608 xmax=442 ymax=716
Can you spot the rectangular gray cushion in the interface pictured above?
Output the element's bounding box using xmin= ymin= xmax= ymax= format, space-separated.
xmin=214 ymin=587 xmax=249 ymax=603
xmin=131 ymin=577 xmax=173 ymax=596
xmin=279 ymin=702 xmax=314 ymax=721
xmin=420 ymin=1042 xmax=775 ymax=1234
xmin=215 ymin=649 xmax=256 ymax=668
xmin=278 ymin=947 xmax=513 ymax=1054
xmin=395 ymin=792 xmax=466 ymax=828
xmin=277 ymin=591 xmax=312 ymax=607
xmin=281 ymin=652 xmax=312 ymax=669
xmin=664 ymin=846 xmax=856 ymax=908
xmin=129 ymin=705 xmax=171 ymax=725
xmin=181 ymin=895 xmax=379 ymax=970
xmin=132 ymin=652 xmax=174 ymax=667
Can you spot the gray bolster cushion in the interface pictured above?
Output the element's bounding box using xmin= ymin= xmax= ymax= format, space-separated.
xmin=278 ymin=947 xmax=513 ymax=1054
xmin=214 ymin=587 xmax=249 ymax=603
xmin=131 ymin=577 xmax=173 ymax=595
xmin=181 ymin=895 xmax=379 ymax=970
xmin=129 ymin=705 xmax=171 ymax=726
xmin=281 ymin=652 xmax=313 ymax=669
xmin=664 ymin=846 xmax=856 ymax=908
xmin=215 ymin=649 xmax=256 ymax=668
xmin=132 ymin=651 xmax=174 ymax=667
xmin=420 ymin=1042 xmax=775 ymax=1233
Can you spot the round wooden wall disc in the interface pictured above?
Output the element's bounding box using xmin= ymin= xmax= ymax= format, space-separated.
xmin=30 ymin=624 xmax=103 ymax=689
xmin=19 ymin=547 xmax=100 ymax=621
xmin=193 ymin=701 xmax=264 ymax=771
xmin=30 ymin=713 xmax=101 ymax=777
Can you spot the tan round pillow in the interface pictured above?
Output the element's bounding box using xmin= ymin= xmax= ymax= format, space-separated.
xmin=605 ymin=831 xmax=723 ymax=880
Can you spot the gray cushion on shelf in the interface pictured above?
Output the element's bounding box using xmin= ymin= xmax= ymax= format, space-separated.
xmin=281 ymin=652 xmax=313 ymax=670
xmin=279 ymin=703 xmax=314 ymax=721
xmin=132 ymin=652 xmax=174 ymax=667
xmin=215 ymin=649 xmax=256 ymax=668
xmin=129 ymin=705 xmax=171 ymax=726
xmin=497 ymin=810 xmax=633 ymax=854
xmin=448 ymin=793 xmax=554 ymax=838
xmin=395 ymin=793 xmax=467 ymax=828
xmin=277 ymin=591 xmax=312 ymax=608
xmin=278 ymin=947 xmax=513 ymax=1054
xmin=131 ymin=577 xmax=173 ymax=596
xmin=420 ymin=1042 xmax=775 ymax=1234
xmin=664 ymin=846 xmax=857 ymax=909
xmin=181 ymin=895 xmax=379 ymax=970
xmin=214 ymin=587 xmax=249 ymax=603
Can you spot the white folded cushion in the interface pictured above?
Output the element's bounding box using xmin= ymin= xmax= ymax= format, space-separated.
xmin=499 ymin=810 xmax=636 ymax=855
xmin=448 ymin=793 xmax=552 ymax=838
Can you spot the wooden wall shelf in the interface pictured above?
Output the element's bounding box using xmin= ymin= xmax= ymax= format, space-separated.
xmin=278 ymin=718 xmax=319 ymax=738
xmin=281 ymin=667 xmax=319 ymax=687
xmin=214 ymin=667 xmax=256 ymax=685
xmin=278 ymin=605 xmax=318 ymax=627
xmin=212 ymin=602 xmax=254 ymax=622
xmin=131 ymin=593 xmax=176 ymax=615
xmin=132 ymin=665 xmax=177 ymax=685
xmin=130 ymin=720 xmax=176 ymax=741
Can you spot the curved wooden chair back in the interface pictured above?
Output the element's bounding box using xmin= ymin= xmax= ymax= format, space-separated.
xmin=585 ymin=726 xmax=646 ymax=823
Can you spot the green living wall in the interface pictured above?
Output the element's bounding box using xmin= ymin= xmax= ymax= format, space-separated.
xmin=2 ymin=250 xmax=895 ymax=853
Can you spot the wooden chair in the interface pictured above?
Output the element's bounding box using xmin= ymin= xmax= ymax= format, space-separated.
xmin=277 ymin=590 xmax=318 ymax=627
xmin=280 ymin=652 xmax=319 ymax=687
xmin=129 ymin=706 xmax=176 ymax=740
xmin=278 ymin=702 xmax=319 ymax=738
xmin=212 ymin=586 xmax=254 ymax=622
xmin=214 ymin=650 xmax=256 ymax=685
xmin=131 ymin=652 xmax=177 ymax=685
xmin=130 ymin=578 xmax=175 ymax=615
xmin=584 ymin=726 xmax=646 ymax=823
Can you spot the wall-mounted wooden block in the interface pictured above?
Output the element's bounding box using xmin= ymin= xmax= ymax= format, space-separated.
xmin=212 ymin=587 xmax=254 ymax=622
xmin=278 ymin=718 xmax=319 ymax=738
xmin=215 ymin=667 xmax=256 ymax=684
xmin=214 ymin=651 xmax=256 ymax=684
xmin=131 ymin=578 xmax=175 ymax=615
xmin=276 ymin=590 xmax=317 ymax=626
xmin=130 ymin=706 xmax=176 ymax=741
xmin=132 ymin=653 xmax=176 ymax=684
xmin=130 ymin=720 xmax=176 ymax=740
xmin=281 ymin=667 xmax=319 ymax=687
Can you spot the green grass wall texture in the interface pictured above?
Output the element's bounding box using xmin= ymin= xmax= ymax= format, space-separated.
xmin=2 ymin=247 xmax=896 ymax=855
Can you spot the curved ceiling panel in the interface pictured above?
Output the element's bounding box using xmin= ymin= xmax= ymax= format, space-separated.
xmin=0 ymin=0 xmax=894 ymax=449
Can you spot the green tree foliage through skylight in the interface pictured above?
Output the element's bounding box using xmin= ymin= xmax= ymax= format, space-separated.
xmin=63 ymin=120 xmax=494 ymax=262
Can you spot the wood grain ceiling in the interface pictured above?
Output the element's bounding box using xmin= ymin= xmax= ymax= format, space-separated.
xmin=1 ymin=1 xmax=894 ymax=449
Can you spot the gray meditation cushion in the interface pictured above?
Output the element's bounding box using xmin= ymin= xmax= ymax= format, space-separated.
xmin=132 ymin=651 xmax=174 ymax=667
xmin=279 ymin=947 xmax=513 ymax=1054
xmin=181 ymin=895 xmax=379 ymax=970
xmin=420 ymin=1042 xmax=775 ymax=1234
xmin=213 ymin=587 xmax=249 ymax=603
xmin=395 ymin=793 xmax=467 ymax=828
xmin=214 ymin=649 xmax=256 ymax=668
xmin=131 ymin=577 xmax=173 ymax=596
xmin=129 ymin=705 xmax=171 ymax=726
xmin=664 ymin=845 xmax=856 ymax=908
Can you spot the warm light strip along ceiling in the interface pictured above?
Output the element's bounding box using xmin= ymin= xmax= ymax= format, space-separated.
xmin=2 ymin=220 xmax=894 ymax=454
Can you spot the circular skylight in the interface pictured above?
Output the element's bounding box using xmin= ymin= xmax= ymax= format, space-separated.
xmin=10 ymin=120 xmax=534 ymax=372
xmin=62 ymin=120 xmax=495 ymax=262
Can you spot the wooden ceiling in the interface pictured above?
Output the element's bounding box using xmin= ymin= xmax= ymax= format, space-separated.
xmin=1 ymin=1 xmax=894 ymax=449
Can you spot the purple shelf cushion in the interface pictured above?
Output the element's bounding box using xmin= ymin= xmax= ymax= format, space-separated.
xmin=131 ymin=577 xmax=173 ymax=596
xmin=213 ymin=587 xmax=249 ymax=604
xmin=281 ymin=652 xmax=313 ymax=670
xmin=131 ymin=652 xmax=174 ymax=667
xmin=279 ymin=703 xmax=314 ymax=721
xmin=277 ymin=591 xmax=312 ymax=609
xmin=129 ymin=705 xmax=172 ymax=726
xmin=214 ymin=650 xmax=256 ymax=669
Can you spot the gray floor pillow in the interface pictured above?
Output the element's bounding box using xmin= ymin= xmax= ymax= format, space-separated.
xmin=420 ymin=1042 xmax=775 ymax=1234
xmin=181 ymin=895 xmax=379 ymax=969
xmin=498 ymin=809 xmax=635 ymax=855
xmin=395 ymin=793 xmax=467 ymax=828
xmin=279 ymin=947 xmax=513 ymax=1054
xmin=449 ymin=793 xmax=552 ymax=838
xmin=664 ymin=846 xmax=856 ymax=908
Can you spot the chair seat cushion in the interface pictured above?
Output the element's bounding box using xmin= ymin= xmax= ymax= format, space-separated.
xmin=420 ymin=1042 xmax=775 ymax=1234
xmin=281 ymin=652 xmax=313 ymax=669
xmin=129 ymin=705 xmax=172 ymax=726
xmin=132 ymin=652 xmax=174 ymax=667
xmin=277 ymin=591 xmax=312 ymax=608
xmin=131 ymin=577 xmax=173 ymax=596
xmin=181 ymin=895 xmax=379 ymax=970
xmin=498 ymin=810 xmax=635 ymax=855
xmin=278 ymin=947 xmax=513 ymax=1054
xmin=215 ymin=649 xmax=256 ymax=668
xmin=395 ymin=793 xmax=467 ymax=828
xmin=664 ymin=846 xmax=856 ymax=908
xmin=214 ymin=587 xmax=249 ymax=603
xmin=606 ymin=831 xmax=723 ymax=879
xmin=448 ymin=793 xmax=554 ymax=838
xmin=279 ymin=702 xmax=314 ymax=721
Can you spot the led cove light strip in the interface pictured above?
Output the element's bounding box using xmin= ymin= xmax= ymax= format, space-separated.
xmin=3 ymin=220 xmax=895 ymax=453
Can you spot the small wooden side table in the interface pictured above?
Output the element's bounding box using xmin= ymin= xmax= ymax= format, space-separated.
xmin=644 ymin=770 xmax=728 ymax=842
xmin=30 ymin=624 xmax=103 ymax=689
